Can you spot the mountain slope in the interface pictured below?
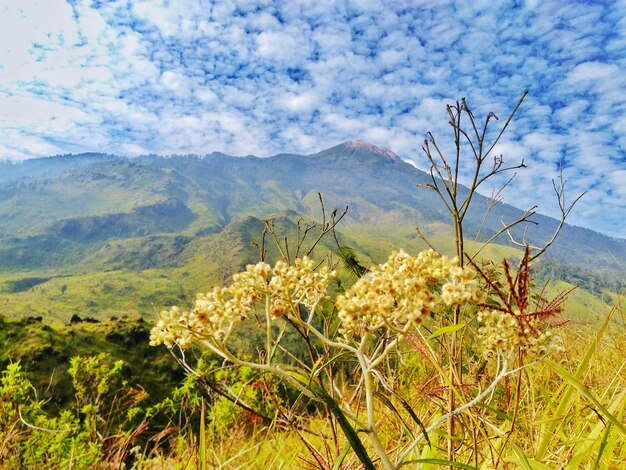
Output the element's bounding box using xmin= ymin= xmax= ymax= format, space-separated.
xmin=0 ymin=141 xmax=623 ymax=323
xmin=1 ymin=141 xmax=619 ymax=270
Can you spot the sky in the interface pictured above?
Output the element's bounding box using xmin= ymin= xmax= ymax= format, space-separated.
xmin=0 ymin=1 xmax=625 ymax=237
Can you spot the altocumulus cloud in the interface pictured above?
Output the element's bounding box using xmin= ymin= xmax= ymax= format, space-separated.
xmin=0 ymin=0 xmax=625 ymax=237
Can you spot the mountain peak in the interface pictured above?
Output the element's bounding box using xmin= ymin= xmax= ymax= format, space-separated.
xmin=339 ymin=140 xmax=399 ymax=160
xmin=312 ymin=140 xmax=399 ymax=161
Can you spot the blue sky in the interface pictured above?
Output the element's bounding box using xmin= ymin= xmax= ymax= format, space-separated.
xmin=1 ymin=1 xmax=625 ymax=237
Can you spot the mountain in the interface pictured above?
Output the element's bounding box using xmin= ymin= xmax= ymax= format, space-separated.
xmin=0 ymin=141 xmax=622 ymax=323
xmin=0 ymin=153 xmax=117 ymax=184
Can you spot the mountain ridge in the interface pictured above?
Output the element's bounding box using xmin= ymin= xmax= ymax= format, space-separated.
xmin=0 ymin=141 xmax=622 ymax=325
xmin=0 ymin=141 xmax=622 ymax=274
xmin=3 ymin=141 xmax=607 ymax=240
xmin=0 ymin=140 xmax=607 ymax=236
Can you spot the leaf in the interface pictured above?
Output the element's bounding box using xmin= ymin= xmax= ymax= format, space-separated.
xmin=337 ymin=245 xmax=369 ymax=279
xmin=509 ymin=442 xmax=533 ymax=470
xmin=474 ymin=401 xmax=513 ymax=422
xmin=289 ymin=372 xmax=376 ymax=470
xmin=393 ymin=392 xmax=431 ymax=448
xmin=428 ymin=323 xmax=466 ymax=340
xmin=565 ymin=390 xmax=625 ymax=469
xmin=399 ymin=458 xmax=480 ymax=469
xmin=375 ymin=391 xmax=415 ymax=439
xmin=593 ymin=423 xmax=612 ymax=470
xmin=598 ymin=391 xmax=626 ymax=469
xmin=332 ymin=443 xmax=351 ymax=470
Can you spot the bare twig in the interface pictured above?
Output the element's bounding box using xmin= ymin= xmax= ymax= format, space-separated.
xmin=505 ymin=168 xmax=586 ymax=263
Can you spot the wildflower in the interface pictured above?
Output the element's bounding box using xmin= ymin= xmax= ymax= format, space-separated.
xmin=337 ymin=249 xmax=481 ymax=336
xmin=268 ymin=257 xmax=335 ymax=317
xmin=149 ymin=306 xmax=193 ymax=349
xmin=150 ymin=257 xmax=334 ymax=349
xmin=477 ymin=308 xmax=563 ymax=359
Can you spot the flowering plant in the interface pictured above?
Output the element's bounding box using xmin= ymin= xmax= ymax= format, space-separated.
xmin=150 ymin=246 xmax=563 ymax=468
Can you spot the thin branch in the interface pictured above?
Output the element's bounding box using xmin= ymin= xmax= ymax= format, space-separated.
xmin=305 ymin=204 xmax=349 ymax=258
xmin=469 ymin=206 xmax=538 ymax=259
xmin=505 ymin=169 xmax=586 ymax=262
xmin=483 ymin=90 xmax=528 ymax=158
xmin=415 ymin=227 xmax=439 ymax=252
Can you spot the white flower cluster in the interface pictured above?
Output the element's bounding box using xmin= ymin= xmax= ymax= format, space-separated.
xmin=268 ymin=257 xmax=334 ymax=317
xmin=149 ymin=257 xmax=334 ymax=349
xmin=336 ymin=249 xmax=481 ymax=335
xmin=477 ymin=309 xmax=563 ymax=358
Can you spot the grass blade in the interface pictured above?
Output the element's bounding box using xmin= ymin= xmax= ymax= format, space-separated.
xmin=536 ymin=307 xmax=615 ymax=460
xmin=509 ymin=442 xmax=533 ymax=470
xmin=475 ymin=401 xmax=513 ymax=422
xmin=332 ymin=443 xmax=352 ymax=470
xmin=393 ymin=392 xmax=431 ymax=448
xmin=545 ymin=360 xmax=626 ymax=436
xmin=200 ymin=398 xmax=207 ymax=470
xmin=504 ymin=442 xmax=553 ymax=470
xmin=565 ymin=388 xmax=625 ymax=469
xmin=375 ymin=391 xmax=415 ymax=439
xmin=593 ymin=423 xmax=612 ymax=470
xmin=598 ymin=388 xmax=626 ymax=469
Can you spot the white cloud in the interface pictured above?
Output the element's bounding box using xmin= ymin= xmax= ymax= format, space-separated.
xmin=566 ymin=61 xmax=621 ymax=83
xmin=256 ymin=29 xmax=311 ymax=64
xmin=281 ymin=92 xmax=319 ymax=113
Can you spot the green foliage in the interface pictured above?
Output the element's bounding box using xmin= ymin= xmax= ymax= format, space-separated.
xmin=208 ymin=365 xmax=280 ymax=438
xmin=69 ymin=353 xmax=125 ymax=408
xmin=0 ymin=350 xmax=209 ymax=468
xmin=336 ymin=245 xmax=369 ymax=279
xmin=0 ymin=360 xmax=103 ymax=468
xmin=0 ymin=315 xmax=181 ymax=411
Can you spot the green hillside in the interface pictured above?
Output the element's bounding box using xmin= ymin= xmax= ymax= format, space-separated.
xmin=0 ymin=314 xmax=182 ymax=413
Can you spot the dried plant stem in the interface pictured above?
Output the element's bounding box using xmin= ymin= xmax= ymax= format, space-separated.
xmin=358 ymin=348 xmax=395 ymax=470
xmin=397 ymin=356 xmax=529 ymax=465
